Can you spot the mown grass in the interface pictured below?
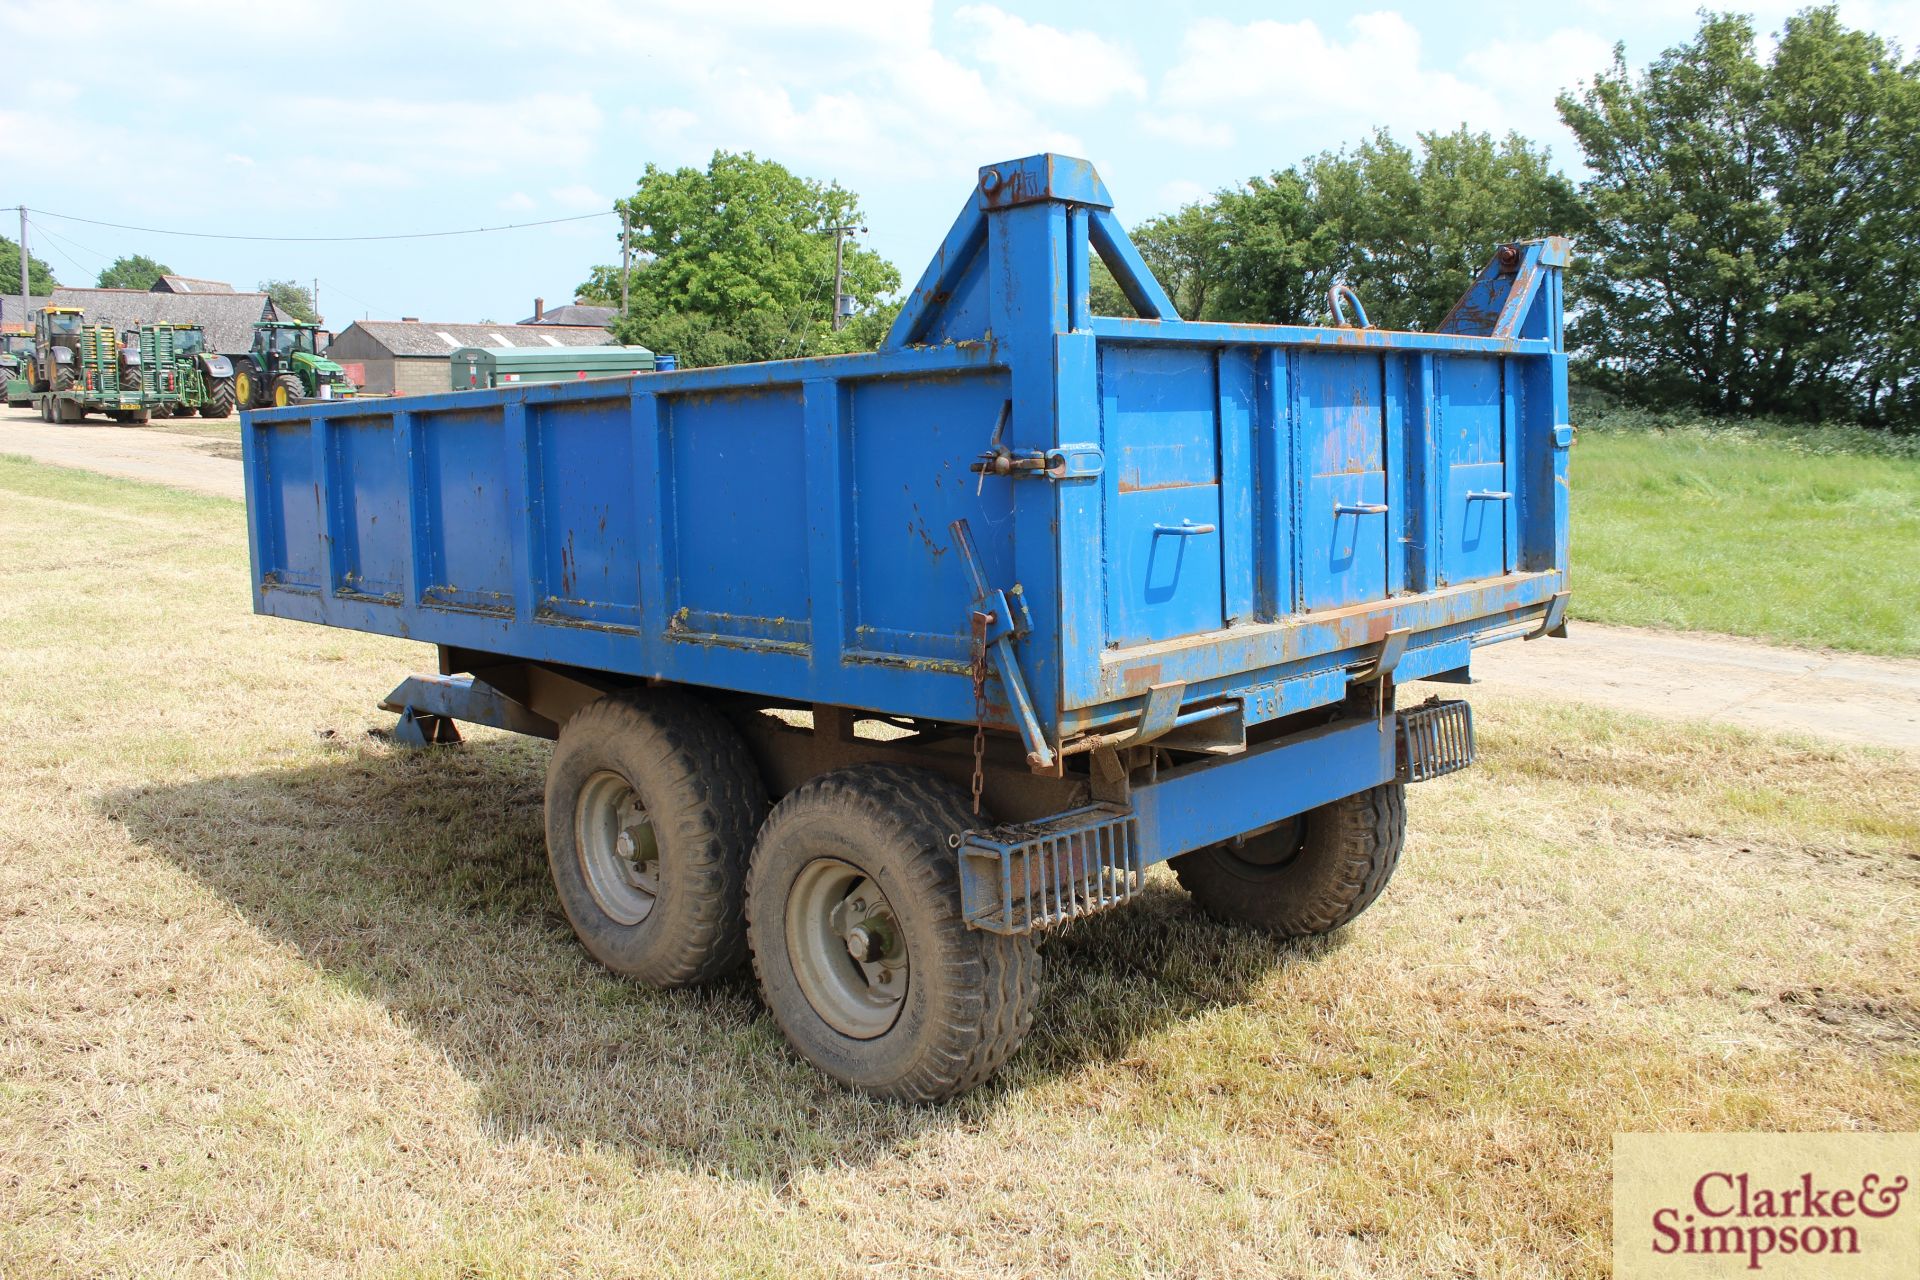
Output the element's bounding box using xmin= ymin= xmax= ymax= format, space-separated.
xmin=0 ymin=454 xmax=1916 ymax=1278
xmin=1570 ymin=410 xmax=1920 ymax=655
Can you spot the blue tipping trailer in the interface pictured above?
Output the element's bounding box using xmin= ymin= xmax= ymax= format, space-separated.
xmin=243 ymin=153 xmax=1572 ymax=1100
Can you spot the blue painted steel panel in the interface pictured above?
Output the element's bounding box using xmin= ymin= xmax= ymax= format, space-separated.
xmin=529 ymin=396 xmax=640 ymax=627
xmin=1101 ymin=343 xmax=1224 ymax=646
xmin=848 ymin=372 xmax=1014 ymax=664
xmin=328 ymin=416 xmax=407 ymax=600
xmin=243 ymin=153 xmax=1572 ymax=757
xmin=1297 ymin=351 xmax=1388 ymax=610
xmin=1436 ymin=356 xmax=1508 ymax=586
xmin=668 ymin=388 xmax=810 ymax=647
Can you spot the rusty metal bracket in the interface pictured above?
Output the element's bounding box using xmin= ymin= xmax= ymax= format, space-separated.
xmin=971 ymin=443 xmax=1104 ymax=481
xmin=951 ymin=517 xmax=1056 ymax=770
xmin=1349 ymin=627 xmax=1412 ymax=683
xmin=1525 ymin=591 xmax=1571 ymax=640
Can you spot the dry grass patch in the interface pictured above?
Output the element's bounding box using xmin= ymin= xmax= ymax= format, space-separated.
xmin=1 ymin=456 xmax=1915 ymax=1278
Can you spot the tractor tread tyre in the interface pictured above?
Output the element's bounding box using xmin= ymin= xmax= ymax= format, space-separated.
xmin=746 ymin=764 xmax=1040 ymax=1103
xmin=201 ymin=380 xmax=235 ymax=418
xmin=54 ymin=367 xmax=77 ymax=393
xmin=1172 ymin=781 xmax=1406 ymax=939
xmin=270 ymin=373 xmax=304 ymax=407
xmin=543 ymin=688 xmax=769 ymax=988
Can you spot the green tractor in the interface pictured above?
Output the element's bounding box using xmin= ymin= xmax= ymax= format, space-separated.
xmin=135 ymin=324 xmax=235 ymax=418
xmin=232 ymin=321 xmax=356 ymax=409
xmin=2 ymin=333 xmax=33 ymax=407
xmin=25 ymin=306 xmax=86 ymax=397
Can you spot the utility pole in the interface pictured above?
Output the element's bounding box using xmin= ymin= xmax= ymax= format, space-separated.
xmin=620 ymin=211 xmax=631 ymax=317
xmin=313 ymin=278 xmax=320 ymax=326
xmin=17 ymin=206 xmax=28 ymax=300
xmin=825 ymin=223 xmax=866 ymax=330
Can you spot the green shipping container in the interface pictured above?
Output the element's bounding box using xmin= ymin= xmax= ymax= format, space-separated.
xmin=450 ymin=344 xmax=656 ymax=390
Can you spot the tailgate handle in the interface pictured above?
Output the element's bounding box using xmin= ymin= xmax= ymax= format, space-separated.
xmin=1152 ymin=520 xmax=1216 ymax=537
xmin=1466 ymin=490 xmax=1512 ymax=501
xmin=1333 ymin=502 xmax=1388 ymax=516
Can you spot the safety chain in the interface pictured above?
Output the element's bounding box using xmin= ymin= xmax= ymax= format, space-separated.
xmin=968 ymin=608 xmax=991 ymax=815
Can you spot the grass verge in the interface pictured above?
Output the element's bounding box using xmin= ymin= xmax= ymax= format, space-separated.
xmin=1570 ymin=412 xmax=1920 ymax=655
xmin=0 ymin=455 xmax=1915 ymax=1277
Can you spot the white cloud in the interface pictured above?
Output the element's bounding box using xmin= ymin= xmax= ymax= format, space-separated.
xmin=1138 ymin=112 xmax=1233 ymax=150
xmin=1161 ymin=12 xmax=1505 ymax=141
xmin=499 ymin=191 xmax=537 ymax=212
xmin=954 ymin=6 xmax=1146 ymax=107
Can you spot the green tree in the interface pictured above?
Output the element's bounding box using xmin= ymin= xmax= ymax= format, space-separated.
xmin=259 ymin=279 xmax=318 ymax=323
xmin=96 ymin=254 xmax=171 ymax=290
xmin=1301 ymin=127 xmax=1581 ymax=330
xmin=1096 ymin=129 xmax=1575 ymax=330
xmin=1207 ymin=167 xmax=1339 ymax=325
xmin=579 ymin=151 xmax=900 ymax=366
xmin=0 ymin=235 xmax=57 ymax=295
xmin=1091 ymin=201 xmax=1236 ymax=319
xmin=1558 ymin=7 xmax=1920 ymax=423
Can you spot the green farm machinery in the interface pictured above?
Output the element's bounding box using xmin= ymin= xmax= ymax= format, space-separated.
xmin=134 ymin=323 xmax=235 ymax=418
xmin=232 ymin=321 xmax=356 ymax=408
xmin=26 ymin=307 xmax=160 ymax=423
xmin=2 ymin=333 xmax=32 ymax=407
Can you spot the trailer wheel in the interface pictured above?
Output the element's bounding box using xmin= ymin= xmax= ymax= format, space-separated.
xmin=746 ymin=765 xmax=1040 ymax=1102
xmin=1172 ymin=781 xmax=1406 ymax=938
xmin=543 ymin=689 xmax=768 ymax=988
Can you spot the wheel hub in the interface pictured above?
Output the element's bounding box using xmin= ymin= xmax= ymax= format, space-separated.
xmin=575 ymin=771 xmax=659 ymax=925
xmin=787 ymin=859 xmax=908 ymax=1039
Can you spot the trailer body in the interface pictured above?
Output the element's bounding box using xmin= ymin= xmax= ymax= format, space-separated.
xmin=242 ymin=154 xmax=1571 ymax=1096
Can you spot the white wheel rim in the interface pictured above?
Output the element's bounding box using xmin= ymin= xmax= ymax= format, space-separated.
xmin=786 ymin=857 xmax=908 ymax=1040
xmin=575 ymin=770 xmax=659 ymax=925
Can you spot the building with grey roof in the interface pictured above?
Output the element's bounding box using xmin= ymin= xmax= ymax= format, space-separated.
xmin=325 ymin=321 xmax=617 ymax=395
xmin=43 ymin=287 xmax=281 ymax=355
xmin=152 ymin=275 xmax=235 ymax=294
xmin=0 ymin=293 xmax=54 ymax=334
xmin=518 ymin=296 xmax=617 ymax=328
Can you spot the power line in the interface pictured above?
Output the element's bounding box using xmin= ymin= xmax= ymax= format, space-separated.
xmin=13 ymin=206 xmax=615 ymax=244
xmin=31 ymin=220 xmax=113 ymax=266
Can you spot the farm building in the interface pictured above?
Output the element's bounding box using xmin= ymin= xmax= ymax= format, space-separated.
xmin=151 ymin=275 xmax=235 ymax=294
xmin=325 ymin=321 xmax=616 ymax=395
xmin=0 ymin=293 xmax=53 ymax=336
xmin=0 ymin=287 xmax=278 ymax=352
xmin=40 ymin=287 xmax=283 ymax=356
xmin=518 ymin=297 xmax=617 ymax=328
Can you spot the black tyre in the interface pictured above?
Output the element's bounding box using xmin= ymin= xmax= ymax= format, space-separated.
xmin=543 ymin=688 xmax=768 ymax=988
xmin=746 ymin=765 xmax=1040 ymax=1103
xmin=1172 ymin=781 xmax=1406 ymax=938
xmin=54 ymin=366 xmax=77 ymax=392
xmin=270 ymin=373 xmax=303 ymax=407
xmin=201 ymin=379 xmax=235 ymax=418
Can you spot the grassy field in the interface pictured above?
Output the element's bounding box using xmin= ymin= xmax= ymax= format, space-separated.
xmin=1570 ymin=415 xmax=1920 ymax=655
xmin=0 ymin=454 xmax=1916 ymax=1278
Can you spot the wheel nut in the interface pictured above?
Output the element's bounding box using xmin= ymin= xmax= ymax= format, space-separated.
xmin=845 ymin=925 xmax=878 ymax=963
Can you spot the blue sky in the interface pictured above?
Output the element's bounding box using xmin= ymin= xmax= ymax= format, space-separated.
xmin=4 ymin=0 xmax=1917 ymax=325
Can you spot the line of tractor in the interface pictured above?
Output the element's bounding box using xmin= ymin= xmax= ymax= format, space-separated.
xmin=4 ymin=305 xmax=356 ymax=424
